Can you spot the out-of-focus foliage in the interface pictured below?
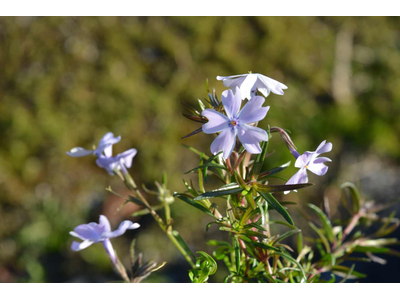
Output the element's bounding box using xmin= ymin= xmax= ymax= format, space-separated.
xmin=0 ymin=16 xmax=400 ymax=282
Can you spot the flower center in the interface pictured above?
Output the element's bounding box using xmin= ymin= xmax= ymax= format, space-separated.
xmin=230 ymin=120 xmax=237 ymax=126
xmin=305 ymin=165 xmax=308 ymax=169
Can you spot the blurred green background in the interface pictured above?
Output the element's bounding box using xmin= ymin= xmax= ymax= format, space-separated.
xmin=1 ymin=16 xmax=400 ymax=283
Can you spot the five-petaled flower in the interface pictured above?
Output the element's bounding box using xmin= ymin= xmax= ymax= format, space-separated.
xmin=66 ymin=132 xmax=137 ymax=175
xmin=284 ymin=140 xmax=332 ymax=194
xmin=217 ymin=73 xmax=288 ymax=100
xmin=96 ymin=148 xmax=137 ymax=175
xmin=70 ymin=215 xmax=140 ymax=263
xmin=201 ymin=87 xmax=269 ymax=160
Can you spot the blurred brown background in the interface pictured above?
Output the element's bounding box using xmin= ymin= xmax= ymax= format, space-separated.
xmin=0 ymin=16 xmax=399 ymax=282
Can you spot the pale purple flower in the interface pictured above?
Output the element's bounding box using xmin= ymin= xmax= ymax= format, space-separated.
xmin=216 ymin=73 xmax=288 ymax=100
xmin=201 ymin=87 xmax=269 ymax=160
xmin=70 ymin=215 xmax=140 ymax=263
xmin=66 ymin=132 xmax=121 ymax=158
xmin=284 ymin=140 xmax=332 ymax=194
xmin=96 ymin=148 xmax=137 ymax=175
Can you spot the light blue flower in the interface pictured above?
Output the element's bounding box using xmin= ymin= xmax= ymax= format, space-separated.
xmin=96 ymin=148 xmax=137 ymax=175
xmin=201 ymin=87 xmax=269 ymax=160
xmin=66 ymin=132 xmax=137 ymax=175
xmin=217 ymin=73 xmax=287 ymax=100
xmin=66 ymin=132 xmax=121 ymax=158
xmin=70 ymin=215 xmax=140 ymax=263
xmin=285 ymin=140 xmax=332 ymax=194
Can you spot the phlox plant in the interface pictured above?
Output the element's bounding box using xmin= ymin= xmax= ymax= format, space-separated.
xmin=67 ymin=72 xmax=400 ymax=283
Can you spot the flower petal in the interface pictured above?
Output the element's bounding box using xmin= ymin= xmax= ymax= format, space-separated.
xmin=96 ymin=156 xmax=118 ymax=175
xmin=103 ymin=221 xmax=140 ymax=239
xmin=313 ymin=157 xmax=332 ymax=164
xmin=238 ymin=96 xmax=269 ymax=124
xmin=71 ymin=240 xmax=94 ymax=251
xmin=294 ymin=151 xmax=313 ymax=168
xmin=216 ymin=74 xmax=247 ymax=89
xmin=315 ymin=140 xmax=333 ymax=155
xmin=99 ymin=215 xmax=111 ymax=232
xmin=66 ymin=147 xmax=93 ymax=157
xmin=210 ymin=128 xmax=237 ymax=160
xmin=201 ymin=109 xmax=230 ymax=134
xmin=258 ymin=75 xmax=287 ymax=95
xmin=72 ymin=224 xmax=103 ymax=241
xmin=221 ymin=87 xmax=241 ymax=119
xmin=95 ymin=132 xmax=121 ymax=157
xmin=307 ymin=162 xmax=329 ymax=176
xmin=117 ymin=148 xmax=137 ymax=168
xmin=284 ymin=168 xmax=308 ymax=195
xmin=239 ymin=74 xmax=258 ymax=100
xmin=237 ymin=124 xmax=268 ymax=154
xmin=102 ymin=239 xmax=117 ymax=263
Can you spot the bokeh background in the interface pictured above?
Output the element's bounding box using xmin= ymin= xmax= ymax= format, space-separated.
xmin=1 ymin=16 xmax=400 ymax=283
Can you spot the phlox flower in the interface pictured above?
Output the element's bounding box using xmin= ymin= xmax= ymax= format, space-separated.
xmin=284 ymin=140 xmax=332 ymax=194
xmin=66 ymin=132 xmax=121 ymax=157
xmin=70 ymin=215 xmax=140 ymax=263
xmin=201 ymin=87 xmax=269 ymax=160
xmin=66 ymin=132 xmax=137 ymax=175
xmin=96 ymin=148 xmax=137 ymax=175
xmin=217 ymin=73 xmax=288 ymax=100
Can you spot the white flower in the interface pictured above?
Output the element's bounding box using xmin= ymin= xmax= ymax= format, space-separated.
xmin=217 ymin=73 xmax=288 ymax=100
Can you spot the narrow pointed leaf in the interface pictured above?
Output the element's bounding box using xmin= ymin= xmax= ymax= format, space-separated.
xmin=194 ymin=186 xmax=244 ymax=201
xmin=255 ymin=183 xmax=313 ymax=193
xmin=172 ymin=230 xmax=196 ymax=259
xmin=258 ymin=161 xmax=291 ymax=178
xmin=259 ymin=192 xmax=294 ymax=225
xmin=308 ymin=203 xmax=334 ymax=243
xmin=181 ymin=127 xmax=203 ymax=139
xmin=174 ymin=193 xmax=216 ymax=218
xmin=341 ymin=182 xmax=361 ymax=213
xmin=273 ymin=229 xmax=301 ymax=244
xmin=184 ymin=162 xmax=226 ymax=174
xmin=249 ymin=126 xmax=270 ymax=178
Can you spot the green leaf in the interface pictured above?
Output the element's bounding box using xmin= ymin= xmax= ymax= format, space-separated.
xmin=202 ymin=151 xmax=223 ymax=183
xmin=341 ymin=182 xmax=361 ymax=213
xmin=332 ymin=265 xmax=366 ymax=279
xmin=279 ymin=251 xmax=307 ymax=282
xmin=196 ymin=251 xmax=217 ymax=275
xmin=308 ymin=203 xmax=334 ymax=243
xmin=172 ymin=230 xmax=196 ymax=259
xmin=194 ymin=186 xmax=244 ymax=201
xmin=255 ymin=183 xmax=313 ymax=193
xmin=339 ymin=264 xmax=355 ymax=283
xmin=249 ymin=125 xmax=270 ymax=178
xmin=198 ymin=99 xmax=206 ymax=111
xmin=259 ymin=161 xmax=291 ymax=178
xmin=243 ymin=222 xmax=266 ymax=232
xmin=353 ymin=246 xmax=390 ymax=254
xmin=174 ymin=193 xmax=216 ymax=218
xmin=259 ymin=192 xmax=294 ymax=225
xmin=207 ymin=240 xmax=231 ymax=247
xmin=273 ymin=229 xmax=301 ymax=244
xmin=181 ymin=144 xmax=209 ymax=159
xmin=309 ymin=222 xmax=331 ymax=253
xmin=234 ymin=237 xmax=240 ymax=273
xmin=266 ymin=220 xmax=297 ymax=230
xmin=182 ymin=179 xmax=198 ymax=197
xmin=184 ymin=162 xmax=226 ymax=174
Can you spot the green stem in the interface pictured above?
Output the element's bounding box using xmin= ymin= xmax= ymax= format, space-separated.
xmin=118 ymin=170 xmax=195 ymax=268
